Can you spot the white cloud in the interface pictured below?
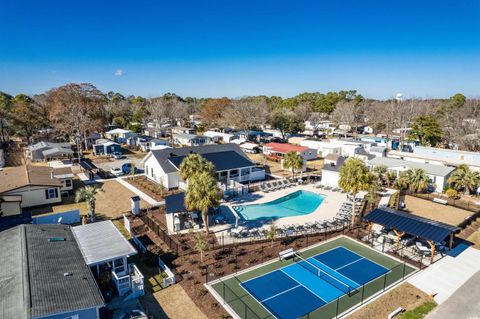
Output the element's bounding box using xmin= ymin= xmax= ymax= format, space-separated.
xmin=114 ymin=69 xmax=125 ymax=76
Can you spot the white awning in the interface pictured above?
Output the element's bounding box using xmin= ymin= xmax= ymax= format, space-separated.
xmin=72 ymin=220 xmax=137 ymax=265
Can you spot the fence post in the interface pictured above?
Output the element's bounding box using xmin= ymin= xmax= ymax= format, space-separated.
xmin=205 ymin=264 xmax=208 ymax=283
xmin=361 ymin=284 xmax=365 ymax=303
xmin=383 ymin=273 xmax=387 ymax=291
xmin=402 ymin=261 xmax=406 ymax=279
xmin=335 ymin=297 xmax=340 ymax=319
xmin=223 ymin=281 xmax=225 ymax=303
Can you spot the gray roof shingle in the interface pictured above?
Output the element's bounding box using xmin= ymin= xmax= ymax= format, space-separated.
xmin=0 ymin=224 xmax=104 ymax=319
xmin=149 ymin=143 xmax=255 ymax=174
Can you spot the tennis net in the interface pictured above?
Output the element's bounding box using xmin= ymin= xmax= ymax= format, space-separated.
xmin=294 ymin=253 xmax=352 ymax=294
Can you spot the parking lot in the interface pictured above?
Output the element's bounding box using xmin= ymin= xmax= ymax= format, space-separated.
xmin=93 ymin=155 xmax=145 ymax=175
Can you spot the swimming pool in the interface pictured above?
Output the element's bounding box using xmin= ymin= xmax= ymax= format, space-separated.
xmin=233 ymin=190 xmax=325 ymax=221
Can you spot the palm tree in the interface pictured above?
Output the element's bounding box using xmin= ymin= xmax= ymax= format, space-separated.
xmin=75 ymin=186 xmax=103 ymax=222
xmin=339 ymin=158 xmax=373 ymax=225
xmin=179 ymin=153 xmax=215 ymax=181
xmin=448 ymin=165 xmax=480 ymax=195
xmin=365 ymin=179 xmax=381 ymax=211
xmin=406 ymin=168 xmax=429 ymax=193
xmin=283 ymin=151 xmax=304 ymax=178
xmin=373 ymin=165 xmax=388 ymax=185
xmin=185 ymin=171 xmax=221 ymax=233
xmin=394 ymin=171 xmax=409 ymax=190
xmin=386 ymin=171 xmax=397 ymax=187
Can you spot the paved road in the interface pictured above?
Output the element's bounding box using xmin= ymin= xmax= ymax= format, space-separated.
xmin=426 ymin=270 xmax=480 ymax=319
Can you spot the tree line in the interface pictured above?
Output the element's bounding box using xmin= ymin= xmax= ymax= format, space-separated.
xmin=1 ymin=83 xmax=479 ymax=151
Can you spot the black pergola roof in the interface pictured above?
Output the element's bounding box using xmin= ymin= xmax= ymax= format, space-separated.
xmin=364 ymin=207 xmax=461 ymax=243
xmin=165 ymin=192 xmax=186 ymax=214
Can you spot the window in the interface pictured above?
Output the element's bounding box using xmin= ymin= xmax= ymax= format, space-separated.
xmin=65 ymin=179 xmax=72 ymax=187
xmin=45 ymin=188 xmax=58 ymax=199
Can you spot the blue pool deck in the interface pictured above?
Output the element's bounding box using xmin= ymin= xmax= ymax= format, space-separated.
xmin=241 ymin=246 xmax=390 ymax=319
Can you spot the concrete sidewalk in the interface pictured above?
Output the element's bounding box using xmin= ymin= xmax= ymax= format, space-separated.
xmin=408 ymin=245 xmax=480 ymax=304
xmin=116 ymin=177 xmax=163 ymax=206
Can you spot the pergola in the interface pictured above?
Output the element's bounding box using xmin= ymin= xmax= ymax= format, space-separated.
xmin=363 ymin=207 xmax=461 ymax=262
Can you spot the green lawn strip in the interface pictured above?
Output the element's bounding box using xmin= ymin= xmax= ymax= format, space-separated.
xmin=210 ymin=236 xmax=415 ymax=319
xmin=398 ymin=301 xmax=436 ymax=319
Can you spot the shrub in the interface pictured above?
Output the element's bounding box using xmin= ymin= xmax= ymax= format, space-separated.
xmin=197 ymin=288 xmax=208 ymax=297
xmin=445 ymin=188 xmax=460 ymax=200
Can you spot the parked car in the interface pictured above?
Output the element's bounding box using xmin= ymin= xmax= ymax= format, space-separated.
xmin=121 ymin=163 xmax=136 ymax=175
xmin=110 ymin=167 xmax=124 ymax=176
xmin=120 ymin=310 xmax=148 ymax=319
xmin=111 ymin=152 xmax=125 ymax=159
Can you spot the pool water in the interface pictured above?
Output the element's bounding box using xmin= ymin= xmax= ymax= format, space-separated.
xmin=233 ymin=190 xmax=325 ymax=221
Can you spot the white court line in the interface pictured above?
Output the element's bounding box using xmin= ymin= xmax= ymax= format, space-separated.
xmin=261 ymin=284 xmax=302 ymax=302
xmin=335 ymin=257 xmax=365 ymax=271
xmin=279 ymin=268 xmax=328 ymax=304
xmin=340 ymin=246 xmax=390 ymax=272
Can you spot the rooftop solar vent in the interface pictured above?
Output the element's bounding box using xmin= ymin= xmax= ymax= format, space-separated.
xmin=48 ymin=237 xmax=66 ymax=242
xmin=63 ymin=272 xmax=72 ymax=277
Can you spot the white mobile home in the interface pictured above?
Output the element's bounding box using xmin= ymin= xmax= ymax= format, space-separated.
xmin=368 ymin=157 xmax=455 ymax=193
xmin=142 ymin=144 xmax=265 ymax=189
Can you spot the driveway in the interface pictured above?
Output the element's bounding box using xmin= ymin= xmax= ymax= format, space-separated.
xmin=94 ymin=155 xmax=144 ymax=173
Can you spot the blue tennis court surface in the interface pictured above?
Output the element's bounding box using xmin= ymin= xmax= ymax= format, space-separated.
xmin=241 ymin=246 xmax=390 ymax=319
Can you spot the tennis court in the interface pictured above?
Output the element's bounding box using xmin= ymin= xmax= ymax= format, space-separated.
xmin=208 ymin=236 xmax=416 ymax=319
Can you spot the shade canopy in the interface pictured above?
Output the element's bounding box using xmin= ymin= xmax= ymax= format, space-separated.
xmin=364 ymin=207 xmax=460 ymax=243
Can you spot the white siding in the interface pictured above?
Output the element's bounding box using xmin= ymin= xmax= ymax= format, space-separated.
xmin=321 ymin=170 xmax=339 ymax=187
xmin=4 ymin=185 xmax=61 ymax=208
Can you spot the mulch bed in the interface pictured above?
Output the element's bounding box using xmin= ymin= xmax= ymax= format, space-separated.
xmin=125 ymin=176 xmax=181 ymax=201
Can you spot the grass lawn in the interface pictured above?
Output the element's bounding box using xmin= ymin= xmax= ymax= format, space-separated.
xmin=348 ymin=283 xmax=430 ymax=319
xmin=399 ymin=301 xmax=436 ymax=319
xmin=141 ymin=285 xmax=208 ymax=319
xmin=209 ymin=236 xmax=415 ymax=319
xmin=94 ymin=180 xmax=149 ymax=218
xmin=404 ymin=196 xmax=473 ymax=226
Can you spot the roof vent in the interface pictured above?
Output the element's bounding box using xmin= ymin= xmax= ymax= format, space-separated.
xmin=48 ymin=237 xmax=66 ymax=242
xmin=63 ymin=272 xmax=73 ymax=277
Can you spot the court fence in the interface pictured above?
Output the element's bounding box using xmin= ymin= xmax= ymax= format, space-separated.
xmin=211 ymin=260 xmax=410 ymax=319
xmin=299 ymin=262 xmax=409 ymax=319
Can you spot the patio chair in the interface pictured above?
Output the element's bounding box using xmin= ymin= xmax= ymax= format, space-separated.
xmin=324 ymin=185 xmax=332 ymax=190
xmin=282 ymin=179 xmax=291 ymax=188
xmin=265 ymin=182 xmax=274 ymax=190
xmin=259 ymin=183 xmax=269 ymax=193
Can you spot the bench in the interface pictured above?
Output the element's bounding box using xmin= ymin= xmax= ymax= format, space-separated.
xmin=279 ymin=248 xmax=295 ymax=260
xmin=433 ymin=198 xmax=448 ymax=205
xmin=388 ymin=307 xmax=405 ymax=319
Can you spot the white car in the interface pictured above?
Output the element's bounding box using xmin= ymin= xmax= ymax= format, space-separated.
xmin=110 ymin=167 xmax=124 ymax=176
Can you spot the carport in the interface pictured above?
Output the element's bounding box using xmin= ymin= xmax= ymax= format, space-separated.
xmin=364 ymin=207 xmax=460 ymax=262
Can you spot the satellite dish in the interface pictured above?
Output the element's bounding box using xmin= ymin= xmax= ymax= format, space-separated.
xmin=57 ymin=217 xmax=63 ymax=224
xmin=396 ymin=93 xmax=403 ymax=101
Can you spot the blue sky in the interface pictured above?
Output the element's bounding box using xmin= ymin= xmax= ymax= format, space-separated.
xmin=1 ymin=0 xmax=479 ymax=99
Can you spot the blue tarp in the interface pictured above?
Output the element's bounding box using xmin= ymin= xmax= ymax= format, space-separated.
xmin=32 ymin=209 xmax=81 ymax=225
